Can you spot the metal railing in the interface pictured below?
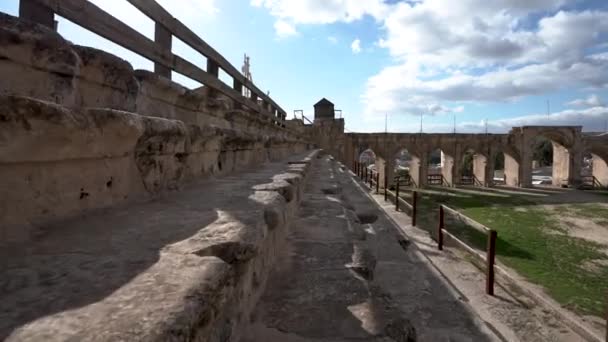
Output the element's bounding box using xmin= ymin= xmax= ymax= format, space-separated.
xmin=18 ymin=0 xmax=288 ymax=127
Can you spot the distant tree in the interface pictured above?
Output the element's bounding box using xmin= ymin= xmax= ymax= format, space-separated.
xmin=461 ymin=151 xmax=474 ymax=176
xmin=494 ymin=153 xmax=505 ymax=170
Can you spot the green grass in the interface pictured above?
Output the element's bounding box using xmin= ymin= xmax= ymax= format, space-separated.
xmin=397 ymin=187 xmax=608 ymax=317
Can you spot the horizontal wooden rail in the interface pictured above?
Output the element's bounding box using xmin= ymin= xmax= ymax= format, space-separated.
xmin=124 ymin=0 xmax=286 ymax=118
xmin=441 ymin=204 xmax=491 ymax=233
xmin=27 ymin=0 xmax=288 ymax=126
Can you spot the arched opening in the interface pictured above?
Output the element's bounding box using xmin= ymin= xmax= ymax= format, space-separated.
xmin=459 ymin=149 xmax=474 ymax=185
xmin=531 ymin=136 xmax=554 ymax=186
xmin=428 ymin=148 xmax=451 ymax=186
xmin=458 ymin=148 xmax=487 ymax=186
xmin=393 ymin=148 xmax=421 ymax=188
xmin=582 ymin=151 xmax=608 ymax=189
xmin=358 ymin=148 xmax=376 ymax=172
xmin=493 ymin=153 xmax=505 ymax=185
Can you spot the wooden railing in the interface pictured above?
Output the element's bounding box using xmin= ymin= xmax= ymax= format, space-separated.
xmin=18 ymin=0 xmax=287 ymax=127
xmin=581 ymin=175 xmax=603 ymax=189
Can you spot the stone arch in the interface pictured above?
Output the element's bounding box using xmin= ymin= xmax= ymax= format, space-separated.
xmin=391 ymin=146 xmax=422 ymax=188
xmin=510 ymin=126 xmax=583 ymax=188
xmin=426 ymin=146 xmax=452 ymax=187
xmin=582 ymin=137 xmax=608 ymax=188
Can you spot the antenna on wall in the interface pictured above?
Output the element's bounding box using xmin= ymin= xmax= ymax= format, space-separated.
xmin=385 ymin=113 xmax=388 ymax=134
xmin=241 ymin=54 xmax=252 ymax=98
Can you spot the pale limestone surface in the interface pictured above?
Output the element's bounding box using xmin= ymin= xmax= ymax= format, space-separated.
xmin=0 ymin=13 xmax=307 ymax=242
xmin=244 ymin=154 xmax=497 ymax=341
xmin=1 ymin=151 xmax=317 ymax=341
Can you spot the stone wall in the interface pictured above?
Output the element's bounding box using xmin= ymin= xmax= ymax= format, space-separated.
xmin=0 ymin=13 xmax=308 ymax=243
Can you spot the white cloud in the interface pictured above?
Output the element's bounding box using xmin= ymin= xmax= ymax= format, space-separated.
xmin=376 ymin=106 xmax=608 ymax=134
xmin=328 ymin=36 xmax=338 ymax=44
xmin=250 ymin=0 xmax=608 ymax=124
xmin=274 ymin=20 xmax=298 ymax=38
xmin=351 ymin=38 xmax=361 ymax=54
xmin=462 ymin=106 xmax=608 ymax=133
xmin=251 ymin=0 xmax=390 ymax=38
xmin=363 ymin=2 xmax=608 ymax=117
xmin=567 ymin=94 xmax=605 ymax=108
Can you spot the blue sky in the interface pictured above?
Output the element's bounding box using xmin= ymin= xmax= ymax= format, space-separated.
xmin=2 ymin=0 xmax=607 ymax=133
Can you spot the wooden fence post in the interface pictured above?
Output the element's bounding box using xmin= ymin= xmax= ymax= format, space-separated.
xmin=369 ymin=170 xmax=373 ymax=188
xmin=486 ymin=230 xmax=497 ymax=296
xmin=384 ymin=166 xmax=388 ymax=202
xmin=154 ymin=22 xmax=172 ymax=79
xmin=438 ymin=205 xmax=444 ymax=250
xmin=206 ymin=59 xmax=219 ymax=97
xmin=364 ymin=166 xmax=368 ymax=183
xmin=412 ymin=191 xmax=418 ymax=227
xmin=395 ymin=177 xmax=400 ymax=211
xmin=376 ymin=173 xmax=380 ymax=194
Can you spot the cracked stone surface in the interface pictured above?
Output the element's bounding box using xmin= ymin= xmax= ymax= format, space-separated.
xmin=243 ymin=155 xmax=497 ymax=341
xmin=0 ymin=151 xmax=317 ymax=342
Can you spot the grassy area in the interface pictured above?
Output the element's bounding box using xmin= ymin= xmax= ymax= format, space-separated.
xmin=397 ymin=186 xmax=608 ymax=317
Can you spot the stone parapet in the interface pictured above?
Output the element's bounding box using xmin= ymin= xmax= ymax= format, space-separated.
xmin=1 ymin=150 xmax=320 ymax=341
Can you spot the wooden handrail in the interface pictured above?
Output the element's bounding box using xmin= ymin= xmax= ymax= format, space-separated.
xmin=25 ymin=0 xmax=287 ymax=126
xmin=124 ymin=0 xmax=286 ymax=118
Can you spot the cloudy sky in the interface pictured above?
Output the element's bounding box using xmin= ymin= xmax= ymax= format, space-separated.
xmin=2 ymin=0 xmax=608 ymax=133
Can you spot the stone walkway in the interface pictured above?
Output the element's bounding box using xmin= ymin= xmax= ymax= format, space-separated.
xmin=244 ymin=155 xmax=498 ymax=341
xmin=367 ymin=185 xmax=590 ymax=341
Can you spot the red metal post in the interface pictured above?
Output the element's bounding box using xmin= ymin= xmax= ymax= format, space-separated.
xmin=438 ymin=205 xmax=444 ymax=250
xmin=412 ymin=191 xmax=418 ymax=227
xmin=486 ymin=230 xmax=497 ymax=296
xmin=395 ymin=177 xmax=400 ymax=211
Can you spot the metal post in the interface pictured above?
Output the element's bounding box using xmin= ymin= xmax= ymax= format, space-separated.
xmin=395 ymin=177 xmax=400 ymax=211
xmin=438 ymin=205 xmax=444 ymax=250
xmin=364 ymin=166 xmax=368 ymax=183
xmin=376 ymin=173 xmax=380 ymax=194
xmin=486 ymin=230 xmax=497 ymax=296
xmin=412 ymin=191 xmax=418 ymax=227
xmin=369 ymin=170 xmax=373 ymax=188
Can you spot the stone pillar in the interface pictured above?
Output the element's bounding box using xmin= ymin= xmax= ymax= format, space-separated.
xmin=569 ymin=146 xmax=583 ymax=188
xmin=592 ymin=154 xmax=608 ymax=188
xmin=504 ymin=153 xmax=520 ymax=187
xmin=375 ymin=157 xmax=387 ymax=188
xmin=486 ymin=153 xmax=497 ymax=187
xmin=441 ymin=151 xmax=455 ymax=186
xmin=551 ymin=143 xmax=582 ymax=187
xmin=473 ymin=154 xmax=488 ymax=186
xmin=386 ymin=157 xmax=396 ymax=188
xmin=519 ymin=149 xmax=533 ymax=188
xmin=552 ymin=143 xmax=569 ymax=187
xmin=418 ymin=154 xmax=429 ymax=188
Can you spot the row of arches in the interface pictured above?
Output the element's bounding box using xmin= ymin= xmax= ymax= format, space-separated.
xmin=356 ymin=135 xmax=608 ymax=189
